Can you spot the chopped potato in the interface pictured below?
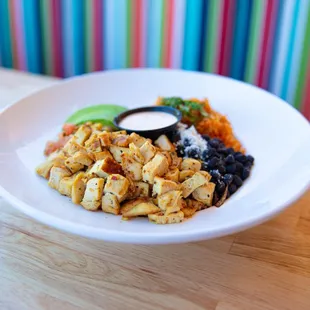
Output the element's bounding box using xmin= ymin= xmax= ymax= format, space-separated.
xmin=104 ymin=174 xmax=130 ymax=202
xmin=148 ymin=211 xmax=184 ymax=224
xmin=142 ymin=153 xmax=169 ymax=184
xmin=192 ymin=182 xmax=216 ymax=206
xmin=81 ymin=178 xmax=105 ymax=211
xmin=89 ymin=157 xmax=123 ymax=178
xmin=121 ymin=153 xmax=143 ymax=181
xmin=154 ymin=135 xmax=175 ymax=151
xmin=140 ymin=140 xmax=156 ymax=163
xmin=102 ymin=192 xmax=120 ymax=215
xmin=65 ymin=157 xmax=84 ymax=173
xmin=179 ymin=169 xmax=195 ymax=182
xmin=158 ymin=190 xmax=182 ymax=212
xmin=109 ymin=145 xmax=131 ymax=162
xmin=72 ymin=172 xmax=86 ymax=204
xmin=129 ymin=143 xmax=144 ymax=164
xmin=181 ymin=158 xmax=201 ymax=172
xmin=48 ymin=166 xmax=71 ymax=190
xmin=122 ymin=201 xmax=160 ymax=218
xmin=152 ymin=176 xmax=179 ymax=196
xmin=181 ymin=172 xmax=207 ymax=198
xmin=73 ymin=125 xmax=92 ymax=145
xmin=164 ymin=168 xmax=179 ymax=183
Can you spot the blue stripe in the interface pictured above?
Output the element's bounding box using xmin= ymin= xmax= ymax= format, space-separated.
xmin=23 ymin=0 xmax=42 ymax=73
xmin=182 ymin=0 xmax=204 ymax=70
xmin=268 ymin=0 xmax=284 ymax=91
xmin=0 ymin=0 xmax=13 ymax=68
xmin=230 ymin=0 xmax=252 ymax=80
xmin=104 ymin=0 xmax=114 ymax=69
xmin=198 ymin=0 xmax=209 ymax=71
xmin=281 ymin=0 xmax=301 ymax=100
xmin=146 ymin=0 xmax=163 ymax=67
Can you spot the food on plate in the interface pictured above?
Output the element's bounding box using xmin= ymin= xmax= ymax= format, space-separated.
xmin=36 ymin=99 xmax=254 ymax=224
xmin=157 ymin=97 xmax=245 ymax=153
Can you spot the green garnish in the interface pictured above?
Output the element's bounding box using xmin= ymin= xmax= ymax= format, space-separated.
xmin=65 ymin=104 xmax=127 ymax=127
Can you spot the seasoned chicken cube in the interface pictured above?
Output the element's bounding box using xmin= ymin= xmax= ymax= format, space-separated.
xmin=72 ymin=151 xmax=93 ymax=166
xmin=160 ymin=151 xmax=172 ymax=166
xmin=139 ymin=140 xmax=156 ymax=163
xmin=179 ymin=169 xmax=195 ymax=182
xmin=59 ymin=175 xmax=75 ymax=197
xmin=198 ymin=170 xmax=212 ymax=182
xmin=112 ymin=134 xmax=132 ymax=147
xmin=181 ymin=172 xmax=207 ymax=198
xmin=89 ymin=157 xmax=124 ymax=178
xmin=91 ymin=123 xmax=103 ymax=132
xmin=121 ymin=200 xmax=160 ymax=218
xmin=164 ymin=168 xmax=179 ymax=183
xmin=129 ymin=132 xmax=149 ymax=147
xmin=142 ymin=153 xmax=169 ymax=184
xmin=72 ymin=172 xmax=86 ymax=204
xmin=48 ymin=166 xmax=71 ymax=190
xmin=148 ymin=211 xmax=184 ymax=224
xmin=73 ymin=125 xmax=92 ymax=145
xmin=104 ymin=174 xmax=130 ymax=202
xmin=36 ymin=153 xmax=68 ymax=179
xmin=192 ymin=182 xmax=216 ymax=206
xmin=129 ymin=143 xmax=144 ymax=164
xmin=133 ymin=181 xmax=150 ymax=198
xmin=102 ymin=192 xmax=120 ymax=215
xmin=154 ymin=135 xmax=175 ymax=151
xmin=85 ymin=134 xmax=102 ymax=153
xmin=158 ymin=190 xmax=182 ymax=212
xmin=181 ymin=158 xmax=201 ymax=172
xmin=81 ymin=178 xmax=105 ymax=211
xmin=109 ymin=145 xmax=131 ymax=162
xmin=98 ymin=131 xmax=111 ymax=147
xmin=120 ymin=197 xmax=148 ymax=214
xmin=65 ymin=157 xmax=84 ymax=173
xmin=186 ymin=198 xmax=205 ymax=211
xmin=64 ymin=138 xmax=86 ymax=156
xmin=152 ymin=176 xmax=179 ymax=196
xmin=121 ymin=153 xmax=143 ymax=181
xmin=93 ymin=149 xmax=114 ymax=161
xmin=111 ymin=130 xmax=127 ymax=139
xmin=170 ymin=151 xmax=182 ymax=169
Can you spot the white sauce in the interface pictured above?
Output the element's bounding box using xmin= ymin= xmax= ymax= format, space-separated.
xmin=119 ymin=111 xmax=177 ymax=130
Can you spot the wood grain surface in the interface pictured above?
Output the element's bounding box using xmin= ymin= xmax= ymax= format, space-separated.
xmin=0 ymin=69 xmax=310 ymax=310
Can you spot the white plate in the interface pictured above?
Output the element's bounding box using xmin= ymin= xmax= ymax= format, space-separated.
xmin=1 ymin=69 xmax=310 ymax=244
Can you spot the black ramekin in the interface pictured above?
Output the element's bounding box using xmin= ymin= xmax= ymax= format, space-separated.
xmin=113 ymin=106 xmax=182 ymax=141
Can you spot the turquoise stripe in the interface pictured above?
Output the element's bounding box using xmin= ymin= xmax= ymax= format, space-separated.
xmin=281 ymin=0 xmax=301 ymax=101
xmin=230 ymin=0 xmax=252 ymax=80
xmin=0 ymin=0 xmax=13 ymax=68
xmin=23 ymin=0 xmax=42 ymax=73
xmin=113 ymin=0 xmax=127 ymax=68
xmin=146 ymin=0 xmax=163 ymax=67
xmin=104 ymin=0 xmax=115 ymax=69
xmin=182 ymin=0 xmax=204 ymax=70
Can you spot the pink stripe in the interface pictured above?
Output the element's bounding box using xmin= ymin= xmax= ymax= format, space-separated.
xmin=51 ymin=0 xmax=63 ymax=77
xmin=302 ymin=63 xmax=310 ymax=120
xmin=93 ymin=0 xmax=103 ymax=71
xmin=11 ymin=0 xmax=26 ymax=70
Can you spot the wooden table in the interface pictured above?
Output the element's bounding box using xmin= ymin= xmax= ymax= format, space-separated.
xmin=0 ymin=68 xmax=309 ymax=310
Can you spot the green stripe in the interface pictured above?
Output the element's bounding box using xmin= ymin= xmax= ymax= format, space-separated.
xmin=126 ymin=0 xmax=132 ymax=67
xmin=204 ymin=0 xmax=221 ymax=72
xmin=244 ymin=0 xmax=264 ymax=83
xmin=84 ymin=0 xmax=92 ymax=72
xmin=40 ymin=0 xmax=52 ymax=75
xmin=159 ymin=1 xmax=166 ymax=67
xmin=294 ymin=5 xmax=310 ymax=109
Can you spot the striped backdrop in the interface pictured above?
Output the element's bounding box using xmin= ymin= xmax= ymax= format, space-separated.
xmin=0 ymin=0 xmax=309 ymax=120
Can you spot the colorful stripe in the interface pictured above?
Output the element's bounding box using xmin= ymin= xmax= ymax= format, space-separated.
xmin=303 ymin=64 xmax=310 ymax=120
xmin=0 ymin=0 xmax=310 ymax=118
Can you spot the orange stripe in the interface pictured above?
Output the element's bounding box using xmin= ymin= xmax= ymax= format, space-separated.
xmin=163 ymin=0 xmax=174 ymax=68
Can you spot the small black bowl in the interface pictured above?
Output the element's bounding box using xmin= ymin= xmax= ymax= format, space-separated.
xmin=113 ymin=106 xmax=182 ymax=141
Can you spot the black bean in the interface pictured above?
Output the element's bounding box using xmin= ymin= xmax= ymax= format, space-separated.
xmin=209 ymin=139 xmax=220 ymax=149
xmin=210 ymin=170 xmax=221 ymax=180
xmin=235 ymin=162 xmax=243 ymax=172
xmin=183 ymin=138 xmax=191 ymax=147
xmin=218 ymin=147 xmax=228 ymax=156
xmin=242 ymin=167 xmax=251 ymax=180
xmin=176 ymin=145 xmax=184 ymax=156
xmin=244 ymin=161 xmax=253 ymax=168
xmin=226 ymin=147 xmax=234 ymax=155
xmin=216 ymin=181 xmax=226 ymax=194
xmin=229 ymin=183 xmax=237 ymax=194
xmin=208 ymin=157 xmax=220 ymax=168
xmin=234 ymin=151 xmax=242 ymax=157
xmin=233 ymin=175 xmax=243 ymax=187
xmin=201 ymin=149 xmax=209 ymax=161
xmin=225 ymin=154 xmax=235 ymax=164
xmin=202 ymin=134 xmax=210 ymax=141
xmin=247 ymin=155 xmax=255 ymax=164
xmin=218 ymin=165 xmax=226 ymax=174
xmin=223 ymin=174 xmax=234 ymax=185
xmin=226 ymin=163 xmax=236 ymax=174
xmin=187 ymin=147 xmax=200 ymax=159
xmin=207 ymin=148 xmax=217 ymax=157
xmin=235 ymin=153 xmax=247 ymax=163
xmin=201 ymin=162 xmax=209 ymax=171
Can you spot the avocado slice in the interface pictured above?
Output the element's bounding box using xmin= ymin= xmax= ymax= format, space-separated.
xmin=65 ymin=104 xmax=127 ymax=127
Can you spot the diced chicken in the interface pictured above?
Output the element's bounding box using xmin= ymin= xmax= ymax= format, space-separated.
xmin=65 ymin=157 xmax=84 ymax=173
xmin=88 ymin=157 xmax=124 ymax=178
xmin=72 ymin=151 xmax=93 ymax=166
xmin=81 ymin=178 xmax=105 ymax=211
xmin=148 ymin=211 xmax=184 ymax=224
xmin=93 ymin=149 xmax=114 ymax=161
xmin=112 ymin=134 xmax=132 ymax=147
xmin=36 ymin=161 xmax=55 ymax=179
xmin=179 ymin=170 xmax=195 ymax=182
xmin=85 ymin=134 xmax=102 ymax=153
xmin=64 ymin=138 xmax=87 ymax=156
xmin=181 ymin=158 xmax=201 ymax=172
xmin=164 ymin=168 xmax=179 ymax=183
xmin=154 ymin=135 xmax=175 ymax=151
xmin=48 ymin=166 xmax=71 ymax=190
xmin=139 ymin=140 xmax=156 ymax=163
xmin=98 ymin=131 xmax=111 ymax=147
xmin=129 ymin=143 xmax=144 ymax=164
xmin=197 ymin=170 xmax=212 ymax=182
xmin=71 ymin=172 xmax=86 ymax=204
xmin=170 ymin=151 xmax=182 ymax=169
xmin=157 ymin=190 xmax=182 ymax=212
xmin=73 ymin=125 xmax=92 ymax=145
xmin=59 ymin=175 xmax=75 ymax=197
xmin=104 ymin=174 xmax=130 ymax=202
xmin=192 ymin=182 xmax=216 ymax=206
xmin=133 ymin=181 xmax=150 ymax=198
xmin=109 ymin=145 xmax=131 ymax=162
xmin=181 ymin=172 xmax=207 ymax=198
xmin=121 ymin=199 xmax=160 ymax=218
xmin=142 ymin=153 xmax=169 ymax=184
xmin=129 ymin=132 xmax=149 ymax=147
xmin=160 ymin=151 xmax=172 ymax=166
xmin=111 ymin=130 xmax=127 ymax=139
xmin=152 ymin=176 xmax=179 ymax=196
xmin=121 ymin=153 xmax=143 ymax=181
xmin=186 ymin=199 xmax=205 ymax=211
xmin=102 ymin=192 xmax=120 ymax=215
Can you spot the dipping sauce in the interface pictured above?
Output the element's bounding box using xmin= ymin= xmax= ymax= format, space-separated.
xmin=119 ymin=111 xmax=178 ymax=130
